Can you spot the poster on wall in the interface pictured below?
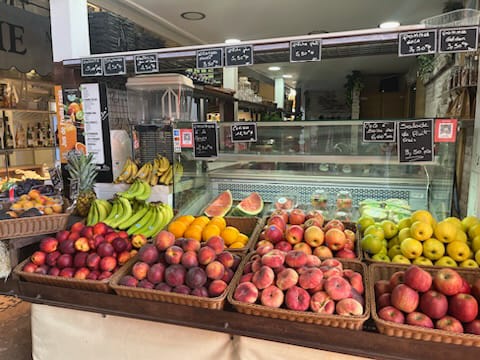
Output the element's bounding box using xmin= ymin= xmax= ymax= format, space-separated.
xmin=434 ymin=118 xmax=457 ymax=143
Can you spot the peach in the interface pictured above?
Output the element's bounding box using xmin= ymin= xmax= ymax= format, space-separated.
xmin=323 ymin=219 xmax=345 ymax=232
xmin=336 ymin=298 xmax=363 ymax=316
xmin=181 ymin=250 xmax=199 ymax=268
xmin=261 ymin=285 xmax=284 ymax=308
xmin=198 ymin=246 xmax=216 ymax=265
xmin=173 ymin=284 xmax=190 ymax=294
xmin=117 ymin=251 xmax=131 ymax=265
xmin=93 ymin=222 xmax=108 ymax=236
xmin=39 ymin=237 xmax=58 ymax=253
xmin=154 ymin=230 xmax=176 ymax=251
xmin=80 ymin=226 xmax=93 ymax=239
xmin=138 ymin=244 xmax=159 ymax=265
xmin=285 ymin=225 xmax=304 ymax=245
xmin=275 ymin=241 xmax=292 ymax=252
xmin=206 ymin=235 xmax=225 ymax=254
xmin=261 ymin=250 xmax=286 ymax=268
xmin=31 ymin=251 xmax=47 ymax=266
xmin=48 ymin=267 xmax=61 ymax=276
xmin=181 ymin=238 xmax=201 ymax=252
xmin=240 ymin=273 xmax=254 ymax=284
xmin=313 ymin=246 xmax=333 ymax=258
xmin=285 ymin=286 xmax=310 ymax=311
xmin=285 ymin=250 xmax=308 ymax=268
xmin=325 ymin=228 xmax=347 ymax=251
xmin=298 ymin=267 xmax=323 ymax=289
xmin=276 ymin=268 xmax=299 ymax=290
xmin=304 ymin=226 xmax=325 ymax=247
xmin=70 ymin=221 xmax=85 ymax=234
xmin=56 ymin=230 xmax=70 ymax=243
xmin=344 ymin=229 xmax=356 ymax=243
xmin=344 ymin=271 xmax=364 ymax=294
xmin=251 ymin=258 xmax=263 ymax=273
xmin=131 ymin=234 xmax=147 ymax=249
xmin=256 ymin=242 xmax=274 ymax=256
xmin=74 ymin=237 xmax=90 ymax=252
xmin=289 ymin=209 xmax=306 ymax=225
xmin=97 ymin=242 xmax=115 ymax=258
xmin=310 ymin=291 xmax=335 ymax=314
xmin=206 ymin=260 xmax=225 ymax=280
xmin=349 ymin=287 xmax=365 ymax=307
xmin=208 ymin=279 xmax=227 ymax=297
xmin=265 ymin=225 xmax=284 ymax=244
xmin=234 ymin=282 xmax=259 ymax=304
xmin=185 ymin=266 xmax=207 ymax=288
xmin=377 ymin=292 xmax=391 ymax=309
xmin=243 ymin=261 xmax=253 ymax=274
xmin=191 ymin=286 xmax=209 ymax=297
xmin=57 ymin=254 xmax=73 ymax=269
xmin=147 ymin=263 xmax=166 ymax=284
xmin=268 ymin=215 xmax=287 ymax=232
xmin=74 ymin=267 xmax=90 ymax=280
xmin=336 ymin=249 xmax=356 ymax=259
xmin=59 ymin=267 xmax=75 ymax=278
xmin=165 ymin=245 xmax=184 ymax=265
xmin=132 ymin=261 xmax=149 ymax=280
xmin=46 ymin=251 xmax=61 ymax=267
xmin=324 ymin=276 xmax=352 ymax=300
xmin=155 ymin=282 xmax=172 ymax=292
xmin=58 ymin=239 xmax=75 ymax=255
xmin=321 ymin=266 xmax=342 ymax=279
xmin=86 ymin=253 xmax=101 ymax=270
xmin=73 ymin=252 xmax=88 ymax=268
xmin=293 ymin=242 xmax=312 ymax=255
xmin=252 ymin=266 xmax=275 ymax=289
xmin=165 ymin=264 xmax=186 ymax=287
xmin=23 ymin=262 xmax=37 ymax=273
xmin=322 ymin=259 xmax=343 ymax=269
xmin=306 ymin=254 xmax=321 ymax=267
xmin=222 ymin=268 xmax=234 ymax=283
xmin=217 ymin=251 xmax=234 ymax=268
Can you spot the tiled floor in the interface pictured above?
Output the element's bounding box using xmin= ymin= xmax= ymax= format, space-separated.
xmin=0 ymin=296 xmax=32 ymax=360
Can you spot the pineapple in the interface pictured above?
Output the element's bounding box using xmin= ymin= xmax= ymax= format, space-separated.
xmin=67 ymin=153 xmax=97 ymax=217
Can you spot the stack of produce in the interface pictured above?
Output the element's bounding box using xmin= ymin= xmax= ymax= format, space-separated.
xmin=86 ymin=180 xmax=174 ymax=238
xmin=117 ymin=230 xmax=242 ymax=297
xmin=20 ymin=222 xmax=145 ymax=280
xmin=375 ymin=265 xmax=480 ymax=334
xmin=167 ymin=215 xmax=250 ymax=249
xmin=203 ymin=190 xmax=264 ymax=217
xmin=359 ymin=198 xmax=412 ymax=223
xmin=360 ymin=210 xmax=480 ymax=267
xmin=233 ymin=253 xmax=365 ymax=316
xmin=257 ymin=209 xmax=357 ymax=259
xmin=114 ymin=155 xmax=183 ymax=186
xmin=6 ymin=189 xmax=63 ymax=218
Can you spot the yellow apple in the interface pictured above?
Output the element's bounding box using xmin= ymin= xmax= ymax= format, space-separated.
xmin=364 ymin=225 xmax=385 ymax=241
xmin=455 ymin=230 xmax=468 ymax=243
xmin=444 ymin=217 xmax=463 ymax=230
xmin=413 ymin=256 xmax=433 ymax=266
xmin=400 ymin=237 xmax=423 ymax=259
xmin=398 ymin=228 xmax=412 ymax=242
xmin=468 ymin=224 xmax=480 ymax=241
xmin=446 ymin=241 xmax=470 ymax=262
xmin=392 ymin=254 xmax=411 ymax=264
xmin=461 ymin=215 xmax=479 ymax=232
xmin=435 ymin=256 xmax=457 ymax=267
xmin=472 ymin=235 xmax=480 ymax=253
xmin=388 ymin=236 xmax=400 ymax=248
xmin=459 ymin=259 xmax=479 ymax=268
xmin=411 ymin=210 xmax=435 ymax=226
xmin=422 ymin=238 xmax=445 ymax=260
xmin=434 ymin=220 xmax=458 ymax=243
xmin=381 ymin=220 xmax=399 ymax=239
xmin=410 ymin=221 xmax=433 ymax=241
xmin=397 ymin=217 xmax=412 ymax=231
xmin=475 ymin=249 xmax=480 ymax=265
xmin=388 ymin=244 xmax=402 ymax=259
xmin=357 ymin=216 xmax=376 ymax=234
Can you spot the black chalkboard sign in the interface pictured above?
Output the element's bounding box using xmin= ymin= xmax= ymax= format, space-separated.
xmin=439 ymin=27 xmax=478 ymax=53
xmin=398 ymin=119 xmax=434 ymax=163
xmin=192 ymin=122 xmax=218 ymax=158
xmin=196 ymin=48 xmax=224 ymax=69
xmin=290 ymin=39 xmax=321 ymax=62
xmin=103 ymin=56 xmax=126 ymax=76
xmin=399 ymin=30 xmax=436 ymax=56
xmin=225 ymin=45 xmax=253 ymax=67
xmin=81 ymin=58 xmax=103 ymax=77
xmin=48 ymin=166 xmax=63 ymax=190
xmin=134 ymin=54 xmax=159 ymax=74
xmin=69 ymin=179 xmax=79 ymax=201
xmin=363 ymin=121 xmax=396 ymax=142
xmin=231 ymin=123 xmax=257 ymax=142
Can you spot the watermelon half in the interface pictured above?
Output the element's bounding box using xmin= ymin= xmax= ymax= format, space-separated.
xmin=204 ymin=190 xmax=233 ymax=217
xmin=233 ymin=192 xmax=264 ymax=216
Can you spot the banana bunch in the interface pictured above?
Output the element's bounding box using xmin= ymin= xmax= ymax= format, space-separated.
xmin=118 ymin=180 xmax=151 ymax=201
xmin=125 ymin=202 xmax=174 ymax=238
xmin=86 ymin=199 xmax=113 ymax=226
xmin=114 ymin=158 xmax=138 ymax=184
xmin=103 ymin=196 xmax=133 ymax=229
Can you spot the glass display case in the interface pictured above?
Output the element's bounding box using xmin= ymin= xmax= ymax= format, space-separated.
xmin=173 ymin=119 xmax=456 ymax=221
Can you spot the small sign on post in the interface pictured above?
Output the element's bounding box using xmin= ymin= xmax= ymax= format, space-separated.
xmin=103 ymin=56 xmax=126 ymax=76
xmin=192 ymin=122 xmax=218 ymax=159
xmin=196 ymin=48 xmax=224 ymax=69
xmin=398 ymin=30 xmax=437 ymax=56
xmin=225 ymin=45 xmax=253 ymax=67
xmin=439 ymin=27 xmax=478 ymax=53
xmin=81 ymin=58 xmax=103 ymax=77
xmin=134 ymin=54 xmax=159 ymax=74
xmin=290 ymin=39 xmax=321 ymax=62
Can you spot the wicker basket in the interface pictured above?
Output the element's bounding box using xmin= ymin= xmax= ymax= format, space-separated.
xmin=227 ymin=254 xmax=370 ymax=330
xmin=369 ymin=263 xmax=480 ymax=346
xmin=110 ymin=254 xmax=247 ymax=310
xmin=0 ymin=213 xmax=69 ymax=240
xmin=13 ymin=258 xmax=111 ymax=293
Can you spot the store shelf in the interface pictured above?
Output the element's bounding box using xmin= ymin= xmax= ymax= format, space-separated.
xmin=237 ymin=100 xmax=276 ymax=112
xmin=0 ymin=109 xmax=55 ymax=115
xmin=0 ymin=164 xmax=44 ymax=175
xmin=0 ymin=147 xmax=56 ymax=153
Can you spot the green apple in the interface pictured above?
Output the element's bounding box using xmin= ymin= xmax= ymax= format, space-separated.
xmin=378 ymin=246 xmax=388 ymax=255
xmin=364 ymin=225 xmax=385 ymax=241
xmin=388 ymin=244 xmax=402 ymax=259
xmin=446 ymin=241 xmax=470 ymax=262
xmin=398 ymin=227 xmax=412 ymax=242
xmin=435 ymin=256 xmax=458 ymax=267
xmin=397 ymin=217 xmax=412 ymax=231
xmin=475 ymin=249 xmax=480 ymax=265
xmin=461 ymin=215 xmax=479 ymax=232
xmin=472 ymin=235 xmax=480 ymax=253
xmin=388 ymin=236 xmax=400 ymax=248
xmin=459 ymin=259 xmax=479 ymax=268
xmin=400 ymin=237 xmax=423 ymax=259
xmin=381 ymin=220 xmax=399 ymax=239
xmin=372 ymin=253 xmax=391 ymax=262
xmin=422 ymin=238 xmax=445 ymax=260
xmin=382 ymin=239 xmax=388 ymax=248
xmin=357 ymin=216 xmax=376 ymax=234
xmin=361 ymin=234 xmax=383 ymax=255
xmin=413 ymin=256 xmax=433 ymax=266
xmin=392 ymin=254 xmax=411 ymax=264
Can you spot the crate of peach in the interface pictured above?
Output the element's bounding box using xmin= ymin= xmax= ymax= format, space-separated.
xmin=256 ymin=208 xmax=361 ymax=260
xmin=166 ymin=215 xmax=262 ymax=253
xmin=0 ymin=189 xmax=67 ymax=240
xmin=109 ymin=230 xmax=245 ymax=309
xmin=227 ymin=251 xmax=369 ymax=330
xmin=370 ymin=263 xmax=480 ymax=346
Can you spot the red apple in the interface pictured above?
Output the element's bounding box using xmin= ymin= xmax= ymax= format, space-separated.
xmin=378 ymin=306 xmax=405 ymax=324
xmin=377 ymin=293 xmax=391 ymax=309
xmin=323 ymin=219 xmax=345 ymax=232
xmin=448 ymin=293 xmax=478 ymax=323
xmin=303 ymin=226 xmax=324 ymax=247
xmin=275 ymin=240 xmax=292 ymax=252
xmin=22 ymin=262 xmax=38 ymax=273
xmin=289 ymin=209 xmax=306 ymax=225
xmin=270 ymin=209 xmax=289 ymax=224
xmin=267 ymin=215 xmax=286 ymax=232
xmin=406 ymin=312 xmax=434 ymax=328
xmin=389 ymin=271 xmax=405 ymax=289
xmin=433 ymin=268 xmax=463 ymax=296
xmin=313 ymin=246 xmax=333 ymax=258
xmin=324 ymin=228 xmax=346 ymax=251
xmin=471 ymin=278 xmax=480 ymax=302
xmin=344 ymin=229 xmax=355 ymax=243
xmin=285 ymin=225 xmax=304 ymax=245
xmin=264 ymin=225 xmax=284 ymax=244
xmin=31 ymin=251 xmax=46 ymax=266
xmin=39 ymin=237 xmax=58 ymax=253
xmin=420 ymin=290 xmax=448 ymax=320
xmin=374 ymin=280 xmax=391 ymax=298
xmin=459 ymin=278 xmax=471 ymax=294
xmin=465 ymin=320 xmax=480 ymax=335
xmin=391 ymin=284 xmax=419 ymax=313
xmin=404 ymin=266 xmax=432 ymax=293
xmin=336 ymin=249 xmax=356 ymax=259
xmin=436 ymin=316 xmax=463 ymax=333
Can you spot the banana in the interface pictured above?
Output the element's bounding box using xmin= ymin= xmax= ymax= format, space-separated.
xmin=162 ymin=203 xmax=174 ymax=223
xmin=158 ymin=203 xmax=172 ymax=230
xmin=110 ymin=196 xmax=133 ymax=229
xmin=135 ymin=180 xmax=152 ymax=201
xmin=125 ymin=161 xmax=138 ymax=184
xmin=157 ymin=156 xmax=170 ymax=174
xmin=142 ymin=206 xmax=163 ymax=238
xmin=103 ymin=199 xmax=120 ymax=226
xmin=97 ymin=199 xmax=112 ymax=216
xmin=134 ymin=206 xmax=160 ymax=237
xmin=95 ymin=200 xmax=108 ymax=223
xmin=150 ymin=158 xmax=160 ymax=186
xmin=127 ymin=205 xmax=156 ymax=235
xmin=118 ymin=203 xmax=149 ymax=230
xmin=86 ymin=201 xmax=96 ymax=226
xmin=159 ymin=165 xmax=172 ymax=185
xmin=114 ymin=158 xmax=133 ymax=184
xmin=118 ymin=180 xmax=143 ymax=200
xmin=174 ymin=162 xmax=184 ymax=183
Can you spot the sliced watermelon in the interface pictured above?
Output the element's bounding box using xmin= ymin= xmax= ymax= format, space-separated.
xmin=235 ymin=192 xmax=263 ymax=216
xmin=204 ymin=190 xmax=233 ymax=217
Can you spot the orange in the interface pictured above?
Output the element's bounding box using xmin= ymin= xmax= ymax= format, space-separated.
xmin=235 ymin=233 xmax=249 ymax=245
xmin=43 ymin=207 xmax=53 ymax=215
xmin=168 ymin=221 xmax=187 ymax=239
xmin=209 ymin=216 xmax=227 ymax=231
xmin=191 ymin=216 xmax=210 ymax=228
xmin=202 ymin=224 xmax=221 ymax=242
xmin=75 ymin=142 xmax=87 ymax=154
xmin=221 ymin=226 xmax=240 ymax=245
xmin=184 ymin=224 xmax=203 ymax=241
xmin=23 ymin=201 xmax=34 ymax=210
xmin=52 ymin=204 xmax=63 ymax=213
xmin=176 ymin=215 xmax=195 ymax=226
xmin=28 ymin=189 xmax=41 ymax=200
xmin=229 ymin=241 xmax=245 ymax=249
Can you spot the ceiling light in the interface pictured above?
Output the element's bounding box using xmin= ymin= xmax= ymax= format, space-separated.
xmin=225 ymin=39 xmax=241 ymax=44
xmin=181 ymin=11 xmax=206 ymax=20
xmin=379 ymin=21 xmax=400 ymax=29
xmin=282 ymin=74 xmax=293 ymax=79
xmin=268 ymin=66 xmax=281 ymax=71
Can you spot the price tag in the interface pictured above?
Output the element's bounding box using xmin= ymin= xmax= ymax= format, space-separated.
xmin=231 ymin=123 xmax=257 ymax=142
xmin=81 ymin=58 xmax=103 ymax=77
xmin=362 ymin=121 xmax=396 ymax=143
xmin=398 ymin=119 xmax=434 ymax=163
xmin=103 ymin=56 xmax=126 ymax=76
xmin=196 ymin=48 xmax=224 ymax=69
xmin=225 ymin=45 xmax=253 ymax=67
xmin=439 ymin=27 xmax=478 ymax=53
xmin=398 ymin=30 xmax=437 ymax=56
xmin=69 ymin=179 xmax=79 ymax=201
xmin=192 ymin=122 xmax=218 ymax=159
xmin=290 ymin=39 xmax=321 ymax=62
xmin=134 ymin=54 xmax=159 ymax=74
xmin=48 ymin=166 xmax=63 ymax=190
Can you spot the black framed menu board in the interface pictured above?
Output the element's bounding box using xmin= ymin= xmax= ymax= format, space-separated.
xmin=290 ymin=39 xmax=321 ymax=62
xmin=134 ymin=54 xmax=159 ymax=74
xmin=196 ymin=48 xmax=224 ymax=69
xmin=192 ymin=122 xmax=218 ymax=159
xmin=398 ymin=30 xmax=436 ymax=56
xmin=398 ymin=119 xmax=434 ymax=163
xmin=231 ymin=123 xmax=257 ymax=142
xmin=225 ymin=45 xmax=253 ymax=67
xmin=362 ymin=121 xmax=396 ymax=142
xmin=439 ymin=27 xmax=478 ymax=53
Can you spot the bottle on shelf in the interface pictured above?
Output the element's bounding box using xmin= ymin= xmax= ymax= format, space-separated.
xmin=36 ymin=122 xmax=43 ymax=147
xmin=27 ymin=125 xmax=34 ymax=147
xmin=15 ymin=124 xmax=26 ymax=148
xmin=46 ymin=123 xmax=53 ymax=147
xmin=5 ymin=122 xmax=14 ymax=149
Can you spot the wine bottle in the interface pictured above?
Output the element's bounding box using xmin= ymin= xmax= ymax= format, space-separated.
xmin=27 ymin=126 xmax=34 ymax=147
xmin=6 ymin=123 xmax=14 ymax=149
xmin=36 ymin=122 xmax=43 ymax=147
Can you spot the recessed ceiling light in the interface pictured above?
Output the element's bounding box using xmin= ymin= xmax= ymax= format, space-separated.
xmin=225 ymin=39 xmax=241 ymax=44
xmin=379 ymin=21 xmax=400 ymax=29
xmin=282 ymin=74 xmax=293 ymax=78
xmin=268 ymin=66 xmax=281 ymax=71
xmin=181 ymin=11 xmax=206 ymax=20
